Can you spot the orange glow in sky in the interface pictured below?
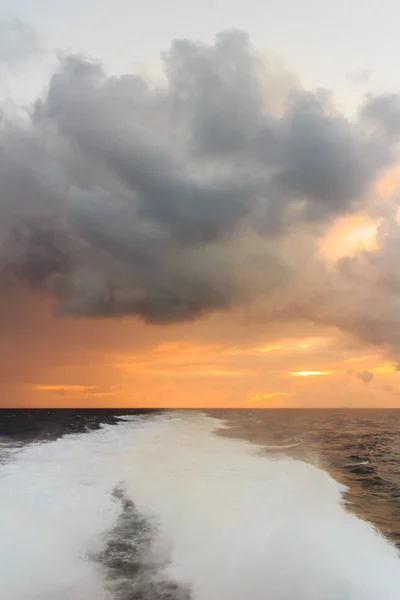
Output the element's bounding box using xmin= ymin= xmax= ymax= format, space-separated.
xmin=320 ymin=214 xmax=378 ymax=264
xmin=14 ymin=330 xmax=400 ymax=408
xmin=289 ymin=371 xmax=333 ymax=377
xmin=31 ymin=384 xmax=97 ymax=392
xmin=249 ymin=392 xmax=290 ymax=402
xmin=18 ymin=322 xmax=400 ymax=408
xmin=375 ymin=165 xmax=400 ymax=198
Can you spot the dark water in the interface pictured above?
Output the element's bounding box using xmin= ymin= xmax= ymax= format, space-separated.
xmin=209 ymin=409 xmax=400 ymax=548
xmin=0 ymin=408 xmax=159 ymax=442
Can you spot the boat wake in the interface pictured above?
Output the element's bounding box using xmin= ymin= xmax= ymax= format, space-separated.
xmin=0 ymin=411 xmax=399 ymax=600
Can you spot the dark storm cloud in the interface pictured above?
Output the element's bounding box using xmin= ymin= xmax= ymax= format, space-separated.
xmin=1 ymin=30 xmax=400 ymax=327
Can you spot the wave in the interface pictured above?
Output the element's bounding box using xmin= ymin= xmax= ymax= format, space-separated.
xmin=262 ymin=439 xmax=303 ymax=450
xmin=0 ymin=411 xmax=399 ymax=600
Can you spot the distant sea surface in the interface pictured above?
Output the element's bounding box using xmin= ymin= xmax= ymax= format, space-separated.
xmin=0 ymin=408 xmax=399 ymax=599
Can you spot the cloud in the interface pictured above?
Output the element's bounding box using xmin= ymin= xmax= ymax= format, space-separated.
xmin=360 ymin=94 xmax=400 ymax=137
xmin=346 ymin=69 xmax=374 ymax=84
xmin=0 ymin=20 xmax=42 ymax=70
xmin=346 ymin=69 xmax=373 ymax=84
xmin=2 ymin=29 xmax=400 ymax=362
xmin=356 ymin=369 xmax=374 ymax=384
xmin=249 ymin=392 xmax=290 ymax=403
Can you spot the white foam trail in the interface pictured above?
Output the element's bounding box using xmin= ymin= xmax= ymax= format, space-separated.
xmin=0 ymin=411 xmax=399 ymax=600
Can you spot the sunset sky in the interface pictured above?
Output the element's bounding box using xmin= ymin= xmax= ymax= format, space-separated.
xmin=2 ymin=1 xmax=400 ymax=407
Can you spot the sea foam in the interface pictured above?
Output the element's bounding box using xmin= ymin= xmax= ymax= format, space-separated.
xmin=0 ymin=411 xmax=399 ymax=600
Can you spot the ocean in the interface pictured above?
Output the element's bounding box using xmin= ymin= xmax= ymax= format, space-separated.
xmin=0 ymin=409 xmax=400 ymax=599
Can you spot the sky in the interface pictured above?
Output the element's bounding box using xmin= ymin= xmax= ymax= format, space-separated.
xmin=2 ymin=2 xmax=400 ymax=407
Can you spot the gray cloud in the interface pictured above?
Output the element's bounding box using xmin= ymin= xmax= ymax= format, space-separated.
xmin=356 ymin=370 xmax=374 ymax=385
xmin=2 ymin=30 xmax=400 ymax=334
xmin=361 ymin=94 xmax=400 ymax=137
